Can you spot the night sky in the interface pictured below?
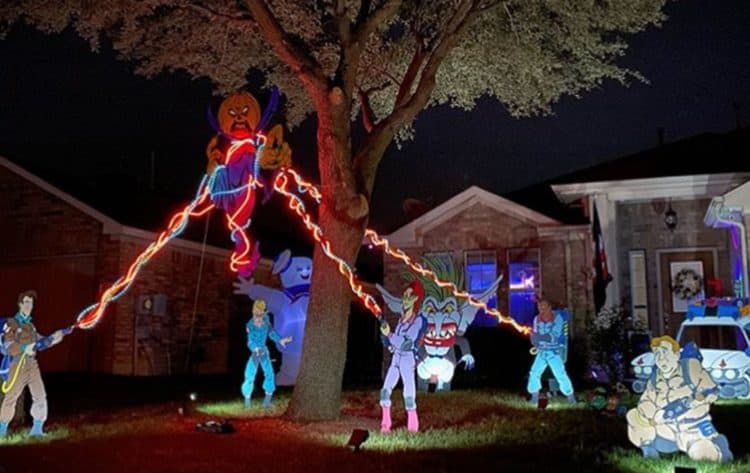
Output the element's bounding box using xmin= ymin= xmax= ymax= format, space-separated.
xmin=1 ymin=0 xmax=749 ymax=235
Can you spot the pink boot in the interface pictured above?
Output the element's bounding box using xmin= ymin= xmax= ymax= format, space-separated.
xmin=380 ymin=406 xmax=392 ymax=433
xmin=407 ymin=409 xmax=419 ymax=433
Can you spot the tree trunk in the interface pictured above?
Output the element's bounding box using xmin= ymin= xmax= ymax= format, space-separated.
xmin=287 ymin=88 xmax=368 ymax=420
xmin=285 ymin=208 xmax=364 ymax=420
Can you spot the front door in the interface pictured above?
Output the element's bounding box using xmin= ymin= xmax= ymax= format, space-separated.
xmin=659 ymin=249 xmax=716 ymax=337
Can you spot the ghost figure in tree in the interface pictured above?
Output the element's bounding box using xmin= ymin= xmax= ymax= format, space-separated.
xmin=233 ymin=249 xmax=311 ymax=386
xmin=377 ymin=256 xmax=502 ymax=391
xmin=206 ymin=89 xmax=292 ymax=277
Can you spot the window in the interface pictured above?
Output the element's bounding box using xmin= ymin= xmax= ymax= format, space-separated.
xmin=629 ymin=250 xmax=649 ymax=330
xmin=464 ymin=250 xmax=497 ymax=327
xmin=465 ymin=250 xmax=497 ymax=292
xmin=678 ymin=325 xmax=749 ymax=351
xmin=507 ymin=248 xmax=541 ymax=327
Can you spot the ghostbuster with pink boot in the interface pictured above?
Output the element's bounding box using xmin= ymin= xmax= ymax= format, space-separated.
xmin=378 ymin=280 xmax=426 ymax=433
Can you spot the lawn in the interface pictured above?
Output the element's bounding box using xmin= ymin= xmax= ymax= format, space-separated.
xmin=0 ymin=388 xmax=748 ymax=473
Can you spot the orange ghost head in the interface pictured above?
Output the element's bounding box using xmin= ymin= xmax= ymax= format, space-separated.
xmin=218 ymin=92 xmax=261 ymax=139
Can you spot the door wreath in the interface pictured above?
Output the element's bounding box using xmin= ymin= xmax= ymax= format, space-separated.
xmin=672 ymin=268 xmax=703 ymax=300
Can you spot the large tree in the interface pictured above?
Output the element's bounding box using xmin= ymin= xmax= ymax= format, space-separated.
xmin=1 ymin=0 xmax=668 ymax=420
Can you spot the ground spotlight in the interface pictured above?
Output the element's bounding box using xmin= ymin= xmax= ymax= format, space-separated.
xmin=674 ymin=467 xmax=696 ymax=473
xmin=346 ymin=429 xmax=369 ymax=452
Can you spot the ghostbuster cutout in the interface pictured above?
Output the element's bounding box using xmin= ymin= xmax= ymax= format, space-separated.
xmin=233 ymin=249 xmax=311 ymax=386
xmin=526 ymin=298 xmax=576 ymax=404
xmin=627 ymin=336 xmax=733 ymax=462
xmin=0 ymin=290 xmax=73 ymax=438
xmin=241 ymin=299 xmax=292 ymax=408
xmin=378 ymin=280 xmax=427 ymax=433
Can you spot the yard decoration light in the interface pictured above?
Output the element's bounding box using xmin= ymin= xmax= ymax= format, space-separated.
xmin=346 ymin=429 xmax=369 ymax=452
xmin=664 ymin=200 xmax=678 ymax=232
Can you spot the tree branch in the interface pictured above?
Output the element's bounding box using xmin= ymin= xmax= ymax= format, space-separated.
xmin=353 ymin=0 xmax=482 ymax=196
xmin=357 ymin=88 xmax=376 ymax=133
xmin=333 ymin=0 xmax=358 ymax=99
xmin=386 ymin=0 xmax=478 ymax=130
xmin=394 ymin=42 xmax=425 ymax=108
xmin=334 ymin=0 xmax=352 ymax=44
xmin=182 ymin=1 xmax=254 ymax=26
xmin=353 ymin=0 xmax=402 ymax=44
xmin=244 ymin=0 xmax=329 ymax=96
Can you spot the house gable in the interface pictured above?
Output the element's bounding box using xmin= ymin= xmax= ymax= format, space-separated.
xmin=385 ymin=185 xmax=560 ymax=247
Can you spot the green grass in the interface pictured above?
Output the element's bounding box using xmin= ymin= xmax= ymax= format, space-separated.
xmin=0 ymin=426 xmax=72 ymax=445
xmin=312 ymin=413 xmax=548 ymax=451
xmin=489 ymin=390 xmax=589 ymax=411
xmin=3 ymin=388 xmax=750 ymax=472
xmin=196 ymin=393 xmax=290 ymax=418
xmin=609 ymin=448 xmax=750 ymax=473
xmin=716 ymin=398 xmax=750 ymax=407
xmin=1 ymin=415 xmax=170 ymax=445
xmin=305 ymin=389 xmax=609 ymax=452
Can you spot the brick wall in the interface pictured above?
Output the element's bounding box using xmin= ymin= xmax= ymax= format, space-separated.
xmin=0 ymin=166 xmax=101 ymax=259
xmin=382 ymin=202 xmax=593 ymax=331
xmin=617 ymin=198 xmax=731 ymax=333
xmin=0 ymin=163 xmax=240 ymax=375
xmin=108 ymin=235 xmax=237 ymax=376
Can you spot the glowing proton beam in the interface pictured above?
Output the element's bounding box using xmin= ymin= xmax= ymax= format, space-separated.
xmin=272 ymin=171 xmax=383 ymax=317
xmin=279 ymin=168 xmax=530 ymax=336
xmin=76 ymin=173 xmax=217 ymax=329
xmin=74 ymin=155 xmax=528 ymax=337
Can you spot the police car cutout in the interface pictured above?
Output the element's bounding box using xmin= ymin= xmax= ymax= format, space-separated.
xmin=631 ymin=299 xmax=750 ymax=400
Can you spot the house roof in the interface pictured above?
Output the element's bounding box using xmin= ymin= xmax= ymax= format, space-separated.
xmin=511 ymin=127 xmax=750 ymax=216
xmin=552 ymin=173 xmax=750 ymax=203
xmin=0 ymin=154 xmax=234 ymax=257
xmin=383 ymin=185 xmax=561 ymax=247
xmin=553 ymin=127 xmax=750 ymax=184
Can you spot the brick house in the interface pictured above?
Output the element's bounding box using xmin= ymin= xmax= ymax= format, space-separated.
xmin=550 ymin=128 xmax=750 ymax=337
xmin=553 ymin=174 xmax=749 ymax=337
xmin=0 ymin=155 xmax=278 ymax=376
xmin=380 ymin=185 xmax=594 ymax=341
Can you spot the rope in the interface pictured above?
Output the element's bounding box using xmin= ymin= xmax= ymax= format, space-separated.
xmin=184 ymin=211 xmax=212 ymax=373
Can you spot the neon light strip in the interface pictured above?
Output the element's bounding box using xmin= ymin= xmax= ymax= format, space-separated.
xmin=77 ymin=137 xmax=270 ymax=329
xmin=364 ymin=230 xmax=530 ymax=335
xmin=279 ymin=169 xmax=530 ymax=335
xmin=77 ymin=173 xmax=216 ymax=328
xmin=509 ymin=275 xmax=535 ymax=290
xmin=272 ymin=172 xmax=383 ymax=317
